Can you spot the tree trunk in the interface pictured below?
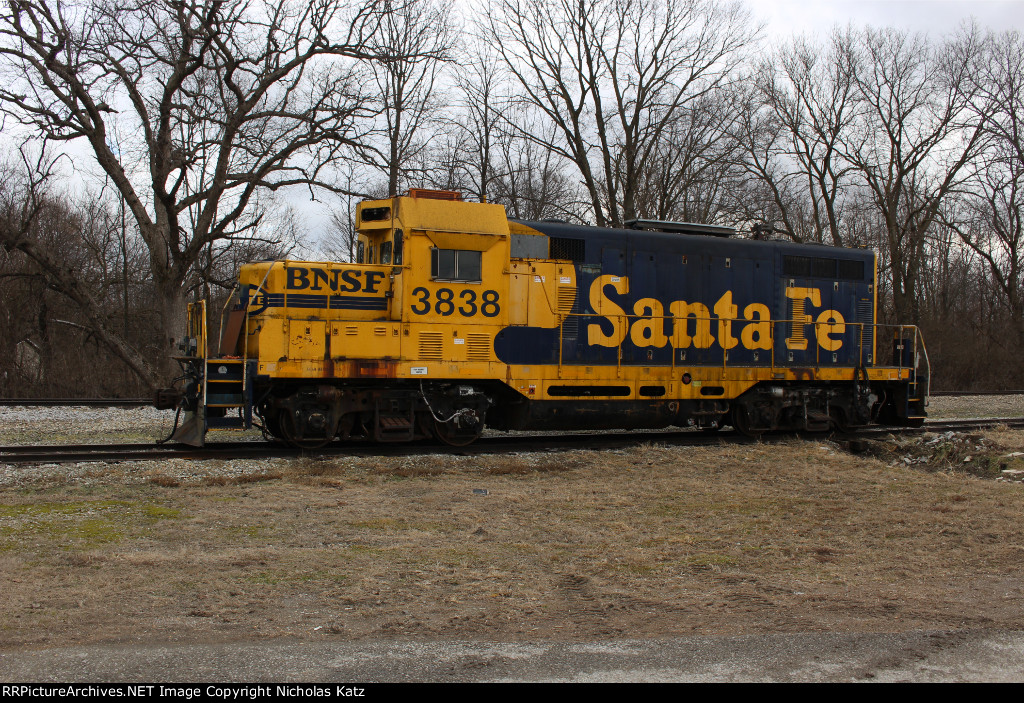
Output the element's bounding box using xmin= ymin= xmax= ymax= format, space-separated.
xmin=155 ymin=276 xmax=189 ymax=381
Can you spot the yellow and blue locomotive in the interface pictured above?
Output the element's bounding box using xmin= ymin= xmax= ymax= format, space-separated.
xmin=163 ymin=189 xmax=928 ymax=447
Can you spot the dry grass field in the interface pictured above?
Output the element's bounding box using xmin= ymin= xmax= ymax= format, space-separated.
xmin=2 ymin=424 xmax=1024 ymax=649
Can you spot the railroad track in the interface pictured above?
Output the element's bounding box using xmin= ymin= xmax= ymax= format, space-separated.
xmin=1 ymin=432 xmax=694 ymax=465
xmin=1 ymin=391 xmax=1023 ymax=407
xmin=2 ymin=417 xmax=1023 ymax=466
xmin=928 ymin=390 xmax=1024 ymax=396
xmin=0 ymin=398 xmax=151 ymax=407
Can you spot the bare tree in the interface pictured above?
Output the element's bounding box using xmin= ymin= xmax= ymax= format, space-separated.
xmin=633 ymin=91 xmax=745 ymax=225
xmin=448 ymin=45 xmax=508 ymax=202
xmin=487 ymin=0 xmax=755 ymax=227
xmin=731 ymin=80 xmax=807 ymax=237
xmin=946 ymin=29 xmax=1024 ymax=345
xmin=493 ymin=121 xmax=581 ymax=221
xmin=0 ymin=0 xmax=397 ymax=387
xmin=322 ymin=205 xmax=360 ymax=262
xmin=0 ymin=150 xmax=161 ymax=386
xmin=742 ymin=28 xmax=859 ymax=245
xmin=367 ymin=0 xmax=455 ymax=195
xmin=841 ymin=25 xmax=987 ymax=323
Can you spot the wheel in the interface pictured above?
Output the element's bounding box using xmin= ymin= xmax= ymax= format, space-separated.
xmin=280 ymin=409 xmax=335 ymax=450
xmin=432 ymin=416 xmax=483 ymax=447
xmin=829 ymin=407 xmax=853 ymax=434
xmin=259 ymin=409 xmax=286 ymax=442
xmin=731 ymin=405 xmax=764 ymax=439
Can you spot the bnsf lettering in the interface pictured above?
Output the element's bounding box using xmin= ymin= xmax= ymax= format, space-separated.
xmin=286 ymin=266 xmax=387 ymax=294
xmin=587 ymin=275 xmax=847 ymax=352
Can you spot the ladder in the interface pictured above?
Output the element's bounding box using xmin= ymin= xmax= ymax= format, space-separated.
xmin=895 ymin=327 xmax=930 ymax=424
xmin=203 ymin=358 xmax=249 ymax=431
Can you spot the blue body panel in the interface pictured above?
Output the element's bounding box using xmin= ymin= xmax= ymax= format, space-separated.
xmin=494 ymin=222 xmax=874 ymax=369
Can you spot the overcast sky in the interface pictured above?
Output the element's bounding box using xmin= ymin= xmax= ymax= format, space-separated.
xmin=10 ymin=1 xmax=1023 ymax=246
xmin=753 ymin=0 xmax=1024 ymax=38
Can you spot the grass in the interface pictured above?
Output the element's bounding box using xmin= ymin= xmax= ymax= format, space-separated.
xmin=1 ymin=432 xmax=1024 ymax=648
xmin=0 ymin=499 xmax=184 ymax=551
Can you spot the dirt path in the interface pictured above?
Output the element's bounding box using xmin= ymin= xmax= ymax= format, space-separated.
xmin=4 ymin=629 xmax=1024 ymax=682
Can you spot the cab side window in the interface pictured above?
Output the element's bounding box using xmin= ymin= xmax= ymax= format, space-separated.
xmin=394 ymin=230 xmax=404 ymax=265
xmin=431 ymin=248 xmax=482 ymax=282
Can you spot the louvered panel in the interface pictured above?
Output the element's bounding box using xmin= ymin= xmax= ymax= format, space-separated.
xmin=556 ymin=286 xmax=576 ymax=314
xmin=858 ymin=299 xmax=874 ymax=363
xmin=788 ymin=298 xmax=806 ymax=348
xmin=466 ymin=333 xmax=491 ymax=361
xmin=558 ymin=285 xmax=578 ymax=339
xmin=418 ymin=331 xmax=443 ymax=360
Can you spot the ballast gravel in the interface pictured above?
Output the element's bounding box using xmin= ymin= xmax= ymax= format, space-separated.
xmin=1 ymin=394 xmax=1022 ymax=488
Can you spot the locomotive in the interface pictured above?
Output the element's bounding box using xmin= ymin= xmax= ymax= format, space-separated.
xmin=159 ymin=189 xmax=929 ymax=447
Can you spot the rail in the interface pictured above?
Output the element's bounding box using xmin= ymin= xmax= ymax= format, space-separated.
xmin=4 ymin=416 xmax=1024 ymax=465
xmin=0 ymin=399 xmax=152 ymax=406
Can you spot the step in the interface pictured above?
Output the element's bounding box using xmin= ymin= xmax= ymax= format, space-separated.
xmin=379 ymin=416 xmax=413 ymax=430
xmin=207 ymin=392 xmax=244 ymax=406
xmin=207 ymin=416 xmax=245 ymax=429
xmin=207 ymin=370 xmax=244 ymax=382
xmin=374 ymin=414 xmax=415 ymax=442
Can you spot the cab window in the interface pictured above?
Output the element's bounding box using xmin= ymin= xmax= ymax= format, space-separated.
xmin=380 ymin=241 xmax=392 ymax=265
xmin=431 ymin=248 xmax=482 ymax=282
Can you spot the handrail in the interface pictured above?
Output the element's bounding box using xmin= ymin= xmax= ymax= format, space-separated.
xmin=187 ymin=300 xmax=208 ymax=408
xmin=217 ymin=284 xmax=238 ymax=357
xmin=555 ymin=311 xmax=924 ymax=377
xmin=915 ymin=327 xmax=932 ymax=401
xmin=184 ymin=299 xmax=207 ymax=360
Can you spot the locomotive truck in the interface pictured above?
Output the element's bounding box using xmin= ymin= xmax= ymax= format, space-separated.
xmin=159 ymin=189 xmax=928 ymax=447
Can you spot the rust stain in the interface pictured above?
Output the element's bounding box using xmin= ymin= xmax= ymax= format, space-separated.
xmin=356 ymin=360 xmax=397 ymax=378
xmin=323 ymin=324 xmax=334 ymax=377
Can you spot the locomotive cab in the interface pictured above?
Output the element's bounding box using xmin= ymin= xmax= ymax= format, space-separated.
xmin=355 ymin=202 xmax=401 ymax=266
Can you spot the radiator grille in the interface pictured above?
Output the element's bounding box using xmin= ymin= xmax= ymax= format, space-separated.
xmin=549 ymin=237 xmax=585 ymax=261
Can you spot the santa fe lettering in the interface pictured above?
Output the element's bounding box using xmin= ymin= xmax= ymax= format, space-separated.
xmin=586 ymin=275 xmax=847 ymax=352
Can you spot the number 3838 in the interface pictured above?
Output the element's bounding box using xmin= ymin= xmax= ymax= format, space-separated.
xmin=409 ymin=287 xmax=501 ymax=317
